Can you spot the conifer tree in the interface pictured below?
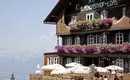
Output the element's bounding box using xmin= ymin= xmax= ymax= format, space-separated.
xmin=10 ymin=73 xmax=15 ymax=80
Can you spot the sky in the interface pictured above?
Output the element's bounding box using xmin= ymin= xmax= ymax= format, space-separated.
xmin=0 ymin=0 xmax=59 ymax=80
xmin=0 ymin=0 xmax=58 ymax=60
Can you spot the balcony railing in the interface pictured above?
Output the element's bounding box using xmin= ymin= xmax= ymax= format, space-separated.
xmin=68 ymin=18 xmax=113 ymax=32
xmin=55 ymin=43 xmax=130 ymax=54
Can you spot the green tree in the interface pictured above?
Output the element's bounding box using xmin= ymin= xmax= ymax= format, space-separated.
xmin=10 ymin=73 xmax=15 ymax=80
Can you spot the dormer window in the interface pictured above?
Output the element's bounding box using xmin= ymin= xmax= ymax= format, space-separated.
xmin=115 ymin=32 xmax=124 ymax=44
xmin=75 ymin=36 xmax=80 ymax=45
xmin=86 ymin=12 xmax=94 ymax=20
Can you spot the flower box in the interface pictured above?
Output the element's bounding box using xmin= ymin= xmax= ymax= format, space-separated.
xmin=69 ymin=19 xmax=112 ymax=32
xmin=55 ymin=43 xmax=130 ymax=54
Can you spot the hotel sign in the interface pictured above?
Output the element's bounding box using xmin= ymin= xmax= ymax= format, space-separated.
xmin=88 ymin=0 xmax=125 ymax=10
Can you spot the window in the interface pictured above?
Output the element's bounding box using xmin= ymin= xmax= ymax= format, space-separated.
xmin=75 ymin=36 xmax=80 ymax=45
xmin=74 ymin=57 xmax=80 ymax=63
xmin=100 ymin=33 xmax=107 ymax=44
xmin=99 ymin=58 xmax=104 ymax=67
xmin=122 ymin=7 xmax=126 ymax=16
xmin=67 ymin=37 xmax=72 ymax=45
xmin=53 ymin=57 xmax=59 ymax=64
xmin=101 ymin=10 xmax=108 ymax=19
xmin=87 ymin=34 xmax=107 ymax=44
xmin=71 ymin=15 xmax=76 ymax=24
xmin=47 ymin=57 xmax=52 ymax=65
xmin=87 ymin=35 xmax=94 ymax=44
xmin=116 ymin=59 xmax=124 ymax=68
xmin=64 ymin=37 xmax=72 ymax=45
xmin=115 ymin=32 xmax=124 ymax=44
xmin=89 ymin=0 xmax=95 ymax=3
xmin=86 ymin=12 xmax=94 ymax=20
xmin=66 ymin=58 xmax=72 ymax=64
xmin=94 ymin=35 xmax=100 ymax=44
xmin=75 ymin=4 xmax=80 ymax=11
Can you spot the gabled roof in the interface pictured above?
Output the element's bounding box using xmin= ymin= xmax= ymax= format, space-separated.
xmin=44 ymin=0 xmax=70 ymax=24
xmin=109 ymin=15 xmax=130 ymax=31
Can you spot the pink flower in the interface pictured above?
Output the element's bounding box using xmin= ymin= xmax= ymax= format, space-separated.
xmin=55 ymin=43 xmax=130 ymax=53
xmin=100 ymin=19 xmax=112 ymax=28
xmin=68 ymin=23 xmax=74 ymax=28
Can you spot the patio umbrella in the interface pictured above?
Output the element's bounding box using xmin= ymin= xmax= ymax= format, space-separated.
xmin=66 ymin=62 xmax=83 ymax=68
xmin=51 ymin=67 xmax=69 ymax=75
xmin=41 ymin=64 xmax=64 ymax=70
xmin=68 ymin=66 xmax=90 ymax=74
xmin=105 ymin=65 xmax=123 ymax=71
xmin=95 ymin=67 xmax=109 ymax=73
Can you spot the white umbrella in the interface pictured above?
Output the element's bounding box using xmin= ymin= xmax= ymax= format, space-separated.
xmin=51 ymin=67 xmax=69 ymax=75
xmin=68 ymin=66 xmax=90 ymax=74
xmin=41 ymin=64 xmax=64 ymax=70
xmin=105 ymin=65 xmax=123 ymax=71
xmin=66 ymin=62 xmax=82 ymax=68
xmin=95 ymin=67 xmax=109 ymax=73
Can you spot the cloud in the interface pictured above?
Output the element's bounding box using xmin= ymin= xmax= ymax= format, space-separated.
xmin=0 ymin=33 xmax=57 ymax=62
xmin=40 ymin=36 xmax=47 ymax=40
xmin=0 ymin=24 xmax=57 ymax=62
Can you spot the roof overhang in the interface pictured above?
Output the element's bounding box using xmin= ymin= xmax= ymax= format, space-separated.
xmin=43 ymin=0 xmax=70 ymax=24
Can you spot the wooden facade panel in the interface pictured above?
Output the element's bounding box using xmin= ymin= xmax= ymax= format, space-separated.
xmin=44 ymin=70 xmax=52 ymax=76
xmin=107 ymin=33 xmax=113 ymax=44
xmin=80 ymin=34 xmax=85 ymax=45
xmin=123 ymin=30 xmax=129 ymax=42
xmin=56 ymin=16 xmax=70 ymax=35
xmin=29 ymin=74 xmax=42 ymax=80
xmin=58 ymin=53 xmax=130 ymax=58
xmin=44 ymin=55 xmax=48 ymax=65
xmin=44 ymin=53 xmax=60 ymax=65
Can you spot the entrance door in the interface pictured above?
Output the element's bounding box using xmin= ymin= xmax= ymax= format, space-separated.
xmin=99 ymin=58 xmax=105 ymax=67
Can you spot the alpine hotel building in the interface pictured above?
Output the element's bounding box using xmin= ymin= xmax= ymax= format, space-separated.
xmin=43 ymin=0 xmax=130 ymax=75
